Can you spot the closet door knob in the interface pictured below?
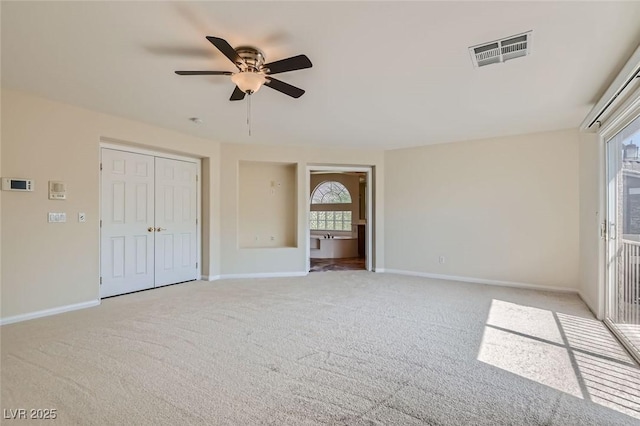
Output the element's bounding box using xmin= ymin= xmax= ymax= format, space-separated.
xmin=147 ymin=227 xmax=155 ymax=232
xmin=156 ymin=227 xmax=166 ymax=232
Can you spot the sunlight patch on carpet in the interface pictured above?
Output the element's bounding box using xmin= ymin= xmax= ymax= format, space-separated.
xmin=478 ymin=299 xmax=640 ymax=419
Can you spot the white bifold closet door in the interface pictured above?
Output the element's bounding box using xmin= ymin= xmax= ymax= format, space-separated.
xmin=154 ymin=157 xmax=198 ymax=287
xmin=100 ymin=149 xmax=198 ymax=298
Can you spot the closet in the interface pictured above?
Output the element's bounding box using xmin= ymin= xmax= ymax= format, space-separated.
xmin=100 ymin=148 xmax=199 ymax=297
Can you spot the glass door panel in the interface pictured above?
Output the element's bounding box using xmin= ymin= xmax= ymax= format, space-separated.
xmin=605 ymin=113 xmax=640 ymax=362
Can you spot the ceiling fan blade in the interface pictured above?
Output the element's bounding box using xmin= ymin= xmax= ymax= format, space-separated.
xmin=206 ymin=36 xmax=245 ymax=69
xmin=175 ymin=71 xmax=233 ymax=75
xmin=230 ymin=86 xmax=246 ymax=101
xmin=264 ymin=54 xmax=312 ymax=75
xmin=265 ymin=77 xmax=305 ymax=98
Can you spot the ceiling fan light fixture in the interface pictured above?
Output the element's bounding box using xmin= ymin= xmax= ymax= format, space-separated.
xmin=231 ymin=71 xmax=266 ymax=94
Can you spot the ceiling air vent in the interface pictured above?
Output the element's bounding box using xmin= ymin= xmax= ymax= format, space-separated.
xmin=469 ymin=31 xmax=532 ymax=68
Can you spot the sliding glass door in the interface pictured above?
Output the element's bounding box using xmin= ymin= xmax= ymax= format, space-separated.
xmin=605 ymin=113 xmax=640 ymax=362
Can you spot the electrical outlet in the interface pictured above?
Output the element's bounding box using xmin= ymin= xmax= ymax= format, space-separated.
xmin=270 ymin=236 xmax=275 ymax=241
xmin=439 ymin=256 xmax=446 ymax=264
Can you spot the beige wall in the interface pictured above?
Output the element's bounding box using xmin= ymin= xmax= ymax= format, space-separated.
xmin=239 ymin=162 xmax=297 ymax=248
xmin=385 ymin=129 xmax=580 ymax=289
xmin=220 ymin=143 xmax=384 ymax=275
xmin=1 ymin=89 xmax=385 ymax=319
xmin=3 ymin=88 xmax=587 ymax=320
xmin=1 ymin=89 xmax=222 ymax=319
xmin=578 ymin=132 xmax=604 ymax=317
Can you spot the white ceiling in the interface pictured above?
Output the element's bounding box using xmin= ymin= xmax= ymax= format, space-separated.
xmin=2 ymin=1 xmax=640 ymax=149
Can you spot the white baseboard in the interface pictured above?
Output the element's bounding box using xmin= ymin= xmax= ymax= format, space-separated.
xmin=577 ymin=290 xmax=602 ymax=319
xmin=383 ymin=269 xmax=578 ymax=294
xmin=0 ymin=299 xmax=101 ymax=326
xmin=374 ymin=268 xmax=385 ymax=273
xmin=219 ymin=271 xmax=309 ymax=279
xmin=201 ymin=275 xmax=221 ymax=281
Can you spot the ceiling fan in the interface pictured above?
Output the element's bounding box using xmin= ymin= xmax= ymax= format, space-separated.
xmin=175 ymin=36 xmax=312 ymax=101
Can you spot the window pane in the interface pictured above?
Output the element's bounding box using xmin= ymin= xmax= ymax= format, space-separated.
xmin=311 ymin=181 xmax=352 ymax=204
xmin=310 ymin=210 xmax=355 ymax=230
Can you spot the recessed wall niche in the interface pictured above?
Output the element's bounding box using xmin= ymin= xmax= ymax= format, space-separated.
xmin=239 ymin=161 xmax=297 ymax=248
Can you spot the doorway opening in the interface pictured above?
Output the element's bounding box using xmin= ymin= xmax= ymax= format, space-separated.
xmin=307 ymin=166 xmax=373 ymax=272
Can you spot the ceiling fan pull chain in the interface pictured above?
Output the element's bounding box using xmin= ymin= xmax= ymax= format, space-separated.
xmin=247 ymin=93 xmax=252 ymax=136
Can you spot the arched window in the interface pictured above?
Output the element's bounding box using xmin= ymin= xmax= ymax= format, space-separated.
xmin=311 ymin=181 xmax=352 ymax=204
xmin=310 ymin=181 xmax=352 ymax=231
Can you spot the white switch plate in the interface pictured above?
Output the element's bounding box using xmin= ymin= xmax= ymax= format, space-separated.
xmin=78 ymin=212 xmax=86 ymax=222
xmin=48 ymin=212 xmax=66 ymax=223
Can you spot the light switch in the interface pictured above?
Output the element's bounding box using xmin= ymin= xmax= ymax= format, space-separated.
xmin=78 ymin=212 xmax=86 ymax=223
xmin=48 ymin=212 xmax=66 ymax=223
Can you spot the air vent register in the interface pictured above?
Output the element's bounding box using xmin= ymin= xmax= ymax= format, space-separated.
xmin=469 ymin=31 xmax=532 ymax=68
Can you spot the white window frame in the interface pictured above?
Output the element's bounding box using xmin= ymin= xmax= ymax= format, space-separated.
xmin=311 ymin=181 xmax=352 ymax=204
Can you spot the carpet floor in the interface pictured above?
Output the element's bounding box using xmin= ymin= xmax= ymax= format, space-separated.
xmin=1 ymin=272 xmax=639 ymax=425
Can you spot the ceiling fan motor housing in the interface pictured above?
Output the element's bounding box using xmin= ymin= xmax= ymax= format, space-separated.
xmin=235 ymin=46 xmax=266 ymax=72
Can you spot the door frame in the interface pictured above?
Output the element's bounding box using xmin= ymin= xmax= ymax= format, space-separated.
xmin=99 ymin=141 xmax=202 ymax=296
xmin=305 ymin=165 xmax=374 ymax=272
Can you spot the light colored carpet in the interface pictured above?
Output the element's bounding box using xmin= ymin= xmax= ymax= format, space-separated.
xmin=1 ymin=272 xmax=639 ymax=425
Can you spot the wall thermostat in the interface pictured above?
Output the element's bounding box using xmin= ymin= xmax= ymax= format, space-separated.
xmin=1 ymin=178 xmax=34 ymax=192
xmin=49 ymin=181 xmax=66 ymax=200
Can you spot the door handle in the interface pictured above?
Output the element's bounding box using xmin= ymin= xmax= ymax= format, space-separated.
xmin=147 ymin=227 xmax=155 ymax=232
xmin=156 ymin=227 xmax=166 ymax=232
